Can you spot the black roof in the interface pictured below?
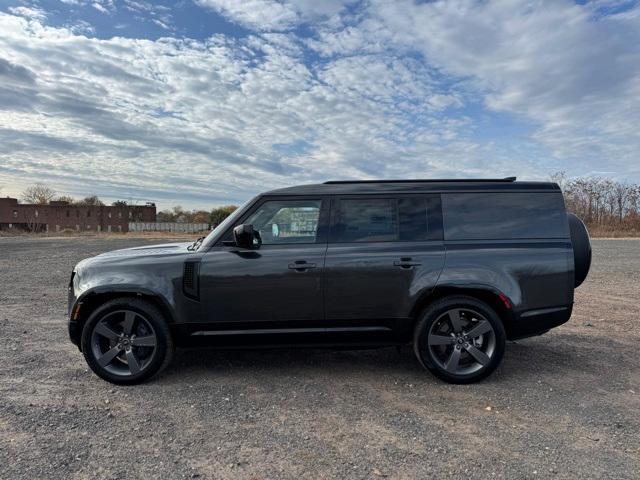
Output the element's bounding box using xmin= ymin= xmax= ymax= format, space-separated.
xmin=265 ymin=178 xmax=560 ymax=196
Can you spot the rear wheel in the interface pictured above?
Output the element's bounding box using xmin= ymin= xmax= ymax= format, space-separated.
xmin=413 ymin=296 xmax=506 ymax=384
xmin=81 ymin=298 xmax=173 ymax=385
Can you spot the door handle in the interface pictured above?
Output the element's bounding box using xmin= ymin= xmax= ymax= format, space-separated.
xmin=394 ymin=258 xmax=421 ymax=269
xmin=288 ymin=261 xmax=317 ymax=271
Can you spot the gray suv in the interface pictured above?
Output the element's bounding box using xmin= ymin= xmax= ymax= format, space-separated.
xmin=68 ymin=178 xmax=591 ymax=385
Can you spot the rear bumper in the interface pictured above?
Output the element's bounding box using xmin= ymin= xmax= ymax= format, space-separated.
xmin=508 ymin=304 xmax=573 ymax=340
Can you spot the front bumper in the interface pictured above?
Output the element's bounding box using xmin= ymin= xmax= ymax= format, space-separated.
xmin=67 ymin=270 xmax=82 ymax=348
xmin=68 ymin=319 xmax=82 ymax=348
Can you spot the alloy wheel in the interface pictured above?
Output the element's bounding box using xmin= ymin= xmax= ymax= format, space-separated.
xmin=90 ymin=310 xmax=157 ymax=377
xmin=426 ymin=308 xmax=496 ymax=375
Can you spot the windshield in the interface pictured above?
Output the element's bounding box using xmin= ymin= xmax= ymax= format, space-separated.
xmin=200 ymin=196 xmax=256 ymax=249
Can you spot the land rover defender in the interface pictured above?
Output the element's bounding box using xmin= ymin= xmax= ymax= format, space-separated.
xmin=68 ymin=178 xmax=591 ymax=384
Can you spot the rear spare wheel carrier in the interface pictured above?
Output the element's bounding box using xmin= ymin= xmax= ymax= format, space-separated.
xmin=567 ymin=213 xmax=591 ymax=287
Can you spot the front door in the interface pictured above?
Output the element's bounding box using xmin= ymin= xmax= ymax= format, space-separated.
xmin=199 ymin=197 xmax=328 ymax=329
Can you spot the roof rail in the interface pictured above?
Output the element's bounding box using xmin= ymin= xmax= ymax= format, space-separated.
xmin=323 ymin=177 xmax=517 ymax=185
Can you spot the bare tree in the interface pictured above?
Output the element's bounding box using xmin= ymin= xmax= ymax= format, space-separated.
xmin=612 ymin=182 xmax=630 ymax=222
xmin=551 ymin=171 xmax=640 ymax=232
xmin=549 ymin=171 xmax=567 ymax=189
xmin=55 ymin=195 xmax=75 ymax=204
xmin=21 ymin=183 xmax=56 ymax=204
xmin=77 ymin=195 xmax=104 ymax=206
xmin=210 ymin=205 xmax=237 ymax=226
xmin=155 ymin=205 xmax=236 ymax=225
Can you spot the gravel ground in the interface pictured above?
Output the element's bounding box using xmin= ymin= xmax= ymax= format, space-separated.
xmin=0 ymin=237 xmax=638 ymax=479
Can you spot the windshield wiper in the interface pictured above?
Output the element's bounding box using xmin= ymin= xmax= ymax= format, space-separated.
xmin=187 ymin=236 xmax=205 ymax=252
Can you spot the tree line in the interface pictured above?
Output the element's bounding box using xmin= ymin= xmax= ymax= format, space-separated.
xmin=19 ymin=183 xmax=128 ymax=207
xmin=156 ymin=205 xmax=238 ymax=227
xmin=550 ymin=172 xmax=640 ymax=232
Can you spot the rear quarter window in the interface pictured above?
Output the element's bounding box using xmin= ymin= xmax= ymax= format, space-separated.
xmin=442 ymin=192 xmax=568 ymax=240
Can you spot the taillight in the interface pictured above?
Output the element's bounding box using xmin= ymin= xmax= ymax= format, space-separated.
xmin=498 ymin=292 xmax=512 ymax=310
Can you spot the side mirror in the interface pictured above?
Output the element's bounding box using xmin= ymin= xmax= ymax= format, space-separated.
xmin=233 ymin=224 xmax=259 ymax=249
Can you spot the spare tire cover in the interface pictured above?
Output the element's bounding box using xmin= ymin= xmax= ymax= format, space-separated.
xmin=567 ymin=213 xmax=591 ymax=287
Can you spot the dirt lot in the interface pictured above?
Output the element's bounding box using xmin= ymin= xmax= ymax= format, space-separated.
xmin=0 ymin=237 xmax=638 ymax=479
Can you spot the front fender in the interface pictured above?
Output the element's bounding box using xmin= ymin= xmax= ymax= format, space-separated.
xmin=68 ymin=248 xmax=206 ymax=332
xmin=72 ymin=285 xmax=178 ymax=323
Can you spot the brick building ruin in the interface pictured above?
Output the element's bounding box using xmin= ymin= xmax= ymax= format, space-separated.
xmin=0 ymin=197 xmax=156 ymax=233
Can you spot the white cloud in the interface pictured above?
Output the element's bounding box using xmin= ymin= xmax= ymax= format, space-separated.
xmin=1 ymin=1 xmax=639 ymax=207
xmin=67 ymin=19 xmax=96 ymax=35
xmin=92 ymin=3 xmax=108 ymax=13
xmin=57 ymin=0 xmax=116 ymax=13
xmin=367 ymin=0 xmax=640 ymax=176
xmin=0 ymin=11 xmax=487 ymax=207
xmin=195 ymin=0 xmax=299 ymax=31
xmin=124 ymin=0 xmax=173 ymax=30
xmin=8 ymin=6 xmax=47 ymax=21
xmin=195 ymin=0 xmax=355 ymax=31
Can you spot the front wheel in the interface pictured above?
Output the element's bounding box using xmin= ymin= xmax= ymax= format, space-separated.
xmin=413 ymin=296 xmax=506 ymax=384
xmin=81 ymin=298 xmax=173 ymax=385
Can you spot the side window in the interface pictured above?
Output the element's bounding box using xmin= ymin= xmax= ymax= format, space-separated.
xmin=245 ymin=200 xmax=321 ymax=245
xmin=333 ymin=196 xmax=440 ymax=243
xmin=399 ymin=197 xmax=428 ymax=241
xmin=442 ymin=192 xmax=568 ymax=240
xmin=334 ymin=199 xmax=399 ymax=242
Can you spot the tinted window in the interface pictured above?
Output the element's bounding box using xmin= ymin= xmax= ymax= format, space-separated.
xmin=245 ymin=199 xmax=321 ymax=244
xmin=399 ymin=197 xmax=429 ymax=241
xmin=332 ymin=196 xmax=439 ymax=242
xmin=336 ymin=198 xmax=398 ymax=242
xmin=442 ymin=192 xmax=568 ymax=240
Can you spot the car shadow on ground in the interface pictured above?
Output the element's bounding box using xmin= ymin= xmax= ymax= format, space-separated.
xmin=165 ymin=345 xmax=420 ymax=376
xmin=156 ymin=331 xmax=617 ymax=385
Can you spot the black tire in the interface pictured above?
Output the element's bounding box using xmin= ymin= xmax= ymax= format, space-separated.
xmin=413 ymin=296 xmax=506 ymax=384
xmin=568 ymin=213 xmax=591 ymax=287
xmin=81 ymin=298 xmax=173 ymax=385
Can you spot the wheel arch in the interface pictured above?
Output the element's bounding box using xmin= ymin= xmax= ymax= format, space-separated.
xmin=409 ymin=285 xmax=516 ymax=338
xmin=70 ymin=288 xmax=176 ymax=347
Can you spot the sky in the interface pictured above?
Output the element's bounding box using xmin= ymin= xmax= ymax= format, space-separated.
xmin=0 ymin=0 xmax=639 ymax=210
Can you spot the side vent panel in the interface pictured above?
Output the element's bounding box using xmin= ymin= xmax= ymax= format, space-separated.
xmin=183 ymin=261 xmax=200 ymax=300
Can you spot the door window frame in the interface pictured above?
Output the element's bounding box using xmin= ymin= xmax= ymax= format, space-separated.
xmin=214 ymin=195 xmax=331 ymax=247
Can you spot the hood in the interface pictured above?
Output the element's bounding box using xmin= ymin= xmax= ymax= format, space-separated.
xmin=94 ymin=242 xmax=193 ymax=259
xmin=75 ymin=242 xmax=194 ymax=272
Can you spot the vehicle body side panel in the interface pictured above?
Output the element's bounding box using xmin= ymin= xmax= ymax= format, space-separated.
xmin=437 ymin=240 xmax=574 ymax=338
xmin=438 ymin=240 xmax=574 ymax=311
xmin=198 ymin=243 xmax=326 ymax=325
xmin=324 ymin=241 xmax=445 ymax=324
xmin=69 ymin=244 xmax=203 ymax=330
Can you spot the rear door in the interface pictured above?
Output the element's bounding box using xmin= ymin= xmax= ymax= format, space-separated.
xmin=324 ymin=195 xmax=445 ymax=332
